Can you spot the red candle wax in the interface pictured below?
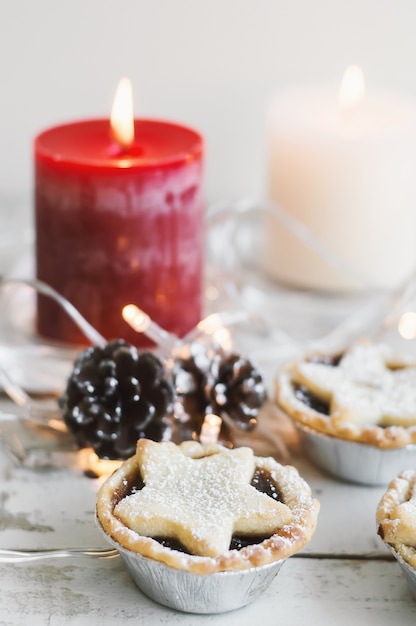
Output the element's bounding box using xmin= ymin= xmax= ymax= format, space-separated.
xmin=34 ymin=119 xmax=204 ymax=346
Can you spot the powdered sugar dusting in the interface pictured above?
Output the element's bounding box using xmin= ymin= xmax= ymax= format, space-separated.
xmin=97 ymin=440 xmax=320 ymax=574
xmin=297 ymin=343 xmax=416 ymax=427
xmin=113 ymin=440 xmax=292 ymax=557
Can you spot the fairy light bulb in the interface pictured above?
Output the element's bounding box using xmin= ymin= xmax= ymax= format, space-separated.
xmin=199 ymin=413 xmax=222 ymax=445
xmin=398 ymin=311 xmax=416 ymax=340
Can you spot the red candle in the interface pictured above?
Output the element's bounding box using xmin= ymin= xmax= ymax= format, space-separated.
xmin=34 ymin=117 xmax=204 ymax=346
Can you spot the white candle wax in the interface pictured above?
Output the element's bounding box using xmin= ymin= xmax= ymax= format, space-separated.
xmin=264 ymin=82 xmax=416 ymax=291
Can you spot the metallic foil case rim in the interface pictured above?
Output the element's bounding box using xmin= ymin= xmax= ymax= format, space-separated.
xmin=99 ymin=530 xmax=286 ymax=614
xmin=293 ymin=420 xmax=416 ymax=486
xmin=388 ymin=545 xmax=416 ymax=601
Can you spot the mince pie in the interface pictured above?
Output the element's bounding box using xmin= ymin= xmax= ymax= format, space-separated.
xmin=96 ymin=439 xmax=319 ymax=574
xmin=377 ymin=470 xmax=416 ymax=570
xmin=276 ymin=341 xmax=416 ymax=449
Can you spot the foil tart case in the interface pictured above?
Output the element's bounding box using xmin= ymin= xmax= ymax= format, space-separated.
xmin=99 ymin=530 xmax=285 ymax=614
xmin=388 ymin=546 xmax=416 ymax=601
xmin=294 ymin=420 xmax=416 ymax=486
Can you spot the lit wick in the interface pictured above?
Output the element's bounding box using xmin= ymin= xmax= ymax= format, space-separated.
xmin=199 ymin=413 xmax=222 ymax=446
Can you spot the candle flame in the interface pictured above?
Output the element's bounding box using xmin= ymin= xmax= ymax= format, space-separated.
xmin=339 ymin=65 xmax=365 ymax=117
xmin=110 ymin=77 xmax=135 ymax=149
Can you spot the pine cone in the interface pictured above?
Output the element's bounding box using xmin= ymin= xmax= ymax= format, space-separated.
xmin=172 ymin=346 xmax=267 ymax=433
xmin=59 ymin=339 xmax=174 ymax=459
xmin=172 ymin=355 xmax=207 ymax=431
xmin=205 ymin=352 xmax=267 ymax=430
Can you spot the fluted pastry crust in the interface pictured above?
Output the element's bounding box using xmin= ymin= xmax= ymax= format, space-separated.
xmin=276 ymin=341 xmax=416 ymax=449
xmin=96 ymin=439 xmax=319 ymax=574
xmin=377 ymin=470 xmax=416 ymax=569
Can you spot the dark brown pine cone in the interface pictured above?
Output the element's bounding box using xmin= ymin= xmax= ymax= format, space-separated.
xmin=172 ymin=345 xmax=267 ymax=434
xmin=59 ymin=339 xmax=174 ymax=459
xmin=205 ymin=352 xmax=267 ymax=430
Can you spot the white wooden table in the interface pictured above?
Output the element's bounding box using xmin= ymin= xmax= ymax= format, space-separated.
xmin=0 ymin=403 xmax=415 ymax=626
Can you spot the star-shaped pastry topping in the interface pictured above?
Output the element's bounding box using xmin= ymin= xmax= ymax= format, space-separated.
xmin=113 ymin=440 xmax=292 ymax=557
xmin=294 ymin=343 xmax=416 ymax=426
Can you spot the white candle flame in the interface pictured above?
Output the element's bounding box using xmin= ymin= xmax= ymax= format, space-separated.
xmin=339 ymin=65 xmax=365 ymax=118
xmin=110 ymin=77 xmax=135 ymax=149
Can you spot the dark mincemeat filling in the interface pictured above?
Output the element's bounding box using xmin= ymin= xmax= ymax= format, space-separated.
xmin=294 ymin=383 xmax=330 ymax=416
xmin=293 ymin=352 xmax=343 ymax=416
xmin=113 ymin=465 xmax=283 ymax=553
xmin=295 ymin=351 xmax=398 ymax=418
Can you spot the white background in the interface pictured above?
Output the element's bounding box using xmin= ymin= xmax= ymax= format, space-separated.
xmin=1 ymin=0 xmax=416 ymax=208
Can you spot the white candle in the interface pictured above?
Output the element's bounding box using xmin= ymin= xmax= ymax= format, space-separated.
xmin=263 ymin=67 xmax=416 ymax=291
